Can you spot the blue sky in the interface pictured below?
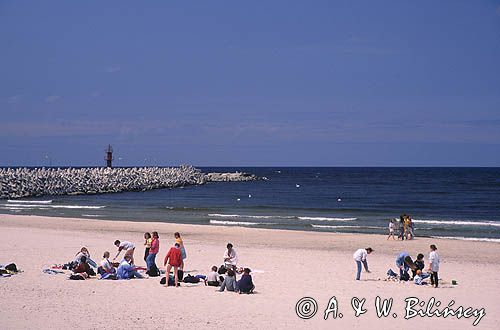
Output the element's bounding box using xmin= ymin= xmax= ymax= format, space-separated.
xmin=1 ymin=1 xmax=500 ymax=166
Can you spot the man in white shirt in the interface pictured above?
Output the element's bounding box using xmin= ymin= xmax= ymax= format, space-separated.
xmin=223 ymin=243 xmax=238 ymax=270
xmin=428 ymin=244 xmax=440 ymax=288
xmin=353 ymin=247 xmax=373 ymax=280
xmin=113 ymin=240 xmax=136 ymax=264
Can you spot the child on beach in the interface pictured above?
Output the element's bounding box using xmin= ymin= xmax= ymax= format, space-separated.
xmin=387 ymin=219 xmax=395 ymax=240
xmin=206 ymin=266 xmax=221 ymax=286
xmin=413 ymin=269 xmax=430 ymax=285
xmin=428 ymin=244 xmax=440 ymax=288
xmin=144 ymin=232 xmax=152 ymax=262
xmin=174 ymin=232 xmax=186 ymax=269
xmin=412 ymin=253 xmax=425 ymax=278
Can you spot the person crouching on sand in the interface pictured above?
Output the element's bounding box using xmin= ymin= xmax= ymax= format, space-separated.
xmin=113 ymin=240 xmax=135 ymax=264
xmin=164 ymin=243 xmax=183 ymax=287
xmin=224 ymin=243 xmax=238 ymax=271
xmin=237 ymin=268 xmax=255 ymax=294
xmin=353 ymin=247 xmax=373 ymax=280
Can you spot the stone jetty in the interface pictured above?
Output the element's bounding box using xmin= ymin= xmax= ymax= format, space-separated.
xmin=0 ymin=166 xmax=258 ymax=199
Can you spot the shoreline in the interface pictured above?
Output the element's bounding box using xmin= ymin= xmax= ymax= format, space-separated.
xmin=2 ymin=212 xmax=500 ymax=244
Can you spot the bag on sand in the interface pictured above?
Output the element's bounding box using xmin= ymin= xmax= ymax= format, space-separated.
xmin=147 ymin=264 xmax=160 ymax=277
xmin=183 ymin=274 xmax=200 ymax=284
xmin=160 ymin=277 xmax=167 ymax=285
xmin=5 ymin=263 xmax=18 ymax=273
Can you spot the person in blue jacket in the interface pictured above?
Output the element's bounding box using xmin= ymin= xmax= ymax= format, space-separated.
xmin=117 ymin=255 xmax=143 ymax=280
xmin=396 ymin=252 xmax=412 ymax=279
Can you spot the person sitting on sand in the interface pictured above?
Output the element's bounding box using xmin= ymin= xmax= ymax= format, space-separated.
xmin=98 ymin=251 xmax=115 ymax=276
xmin=164 ymin=243 xmax=183 ymax=287
xmin=117 ymin=255 xmax=143 ymax=280
xmin=206 ymin=266 xmax=221 ymax=287
xmin=353 ymin=247 xmax=373 ymax=280
xmin=72 ymin=255 xmax=96 ymax=277
xmin=113 ymin=240 xmax=135 ymax=264
xmin=237 ymin=268 xmax=255 ymax=294
xmin=219 ymin=269 xmax=238 ymax=292
xmin=413 ymin=269 xmax=430 ymax=285
xmin=223 ymin=243 xmax=238 ymax=270
xmin=75 ymin=247 xmax=97 ymax=268
xmin=412 ymin=253 xmax=425 ymax=279
xmin=144 ymin=232 xmax=152 ymax=263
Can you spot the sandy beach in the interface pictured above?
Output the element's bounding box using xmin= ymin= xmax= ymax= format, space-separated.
xmin=1 ymin=214 xmax=499 ymax=330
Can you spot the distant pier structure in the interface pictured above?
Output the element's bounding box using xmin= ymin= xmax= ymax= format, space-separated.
xmin=105 ymin=145 xmax=113 ymax=168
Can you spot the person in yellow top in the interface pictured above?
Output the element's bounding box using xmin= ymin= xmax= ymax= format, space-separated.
xmin=404 ymin=216 xmax=411 ymax=240
xmin=174 ymin=232 xmax=186 ymax=270
xmin=144 ymin=232 xmax=152 ymax=262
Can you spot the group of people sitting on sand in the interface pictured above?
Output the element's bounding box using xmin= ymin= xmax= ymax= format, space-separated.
xmin=353 ymin=244 xmax=441 ymax=287
xmin=55 ymin=233 xmax=255 ymax=293
xmin=387 ymin=214 xmax=415 ymax=240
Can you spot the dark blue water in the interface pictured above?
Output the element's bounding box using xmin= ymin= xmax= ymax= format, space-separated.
xmin=1 ymin=167 xmax=499 ymax=241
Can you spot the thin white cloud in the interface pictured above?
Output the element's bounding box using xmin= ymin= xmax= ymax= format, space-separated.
xmin=496 ymin=5 xmax=500 ymax=17
xmin=105 ymin=65 xmax=121 ymax=73
xmin=7 ymin=95 xmax=21 ymax=104
xmin=45 ymin=95 xmax=61 ymax=103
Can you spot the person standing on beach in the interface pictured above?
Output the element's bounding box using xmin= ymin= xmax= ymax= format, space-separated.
xmin=164 ymin=243 xmax=183 ymax=287
xmin=387 ymin=219 xmax=395 ymax=240
xmin=143 ymin=232 xmax=152 ymax=262
xmin=353 ymin=247 xmax=373 ymax=280
xmin=224 ymin=243 xmax=238 ymax=271
xmin=399 ymin=215 xmax=406 ymax=240
xmin=174 ymin=232 xmax=186 ymax=270
xmin=113 ymin=240 xmax=136 ymax=264
xmin=428 ymin=244 xmax=440 ymax=288
xmin=146 ymin=231 xmax=160 ymax=274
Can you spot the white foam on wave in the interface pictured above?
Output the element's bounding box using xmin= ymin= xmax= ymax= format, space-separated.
xmin=311 ymin=224 xmax=380 ymax=229
xmin=414 ymin=219 xmax=500 ymax=227
xmin=208 ymin=213 xmax=292 ymax=219
xmin=299 ymin=216 xmax=357 ymax=221
xmin=2 ymin=203 xmax=104 ymax=210
xmin=210 ymin=220 xmax=259 ymax=226
xmin=81 ymin=214 xmax=103 ymax=217
xmin=50 ymin=205 xmax=105 ymax=209
xmin=7 ymin=200 xmax=52 ymax=204
xmin=430 ymin=236 xmax=500 ymax=243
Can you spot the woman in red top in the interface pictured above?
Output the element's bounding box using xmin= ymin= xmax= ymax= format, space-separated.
xmin=146 ymin=231 xmax=160 ymax=274
xmin=164 ymin=243 xmax=183 ymax=287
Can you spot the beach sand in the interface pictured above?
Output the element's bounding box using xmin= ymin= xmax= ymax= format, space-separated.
xmin=1 ymin=214 xmax=499 ymax=330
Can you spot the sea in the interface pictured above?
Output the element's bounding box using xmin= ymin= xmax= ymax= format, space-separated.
xmin=1 ymin=167 xmax=499 ymax=242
